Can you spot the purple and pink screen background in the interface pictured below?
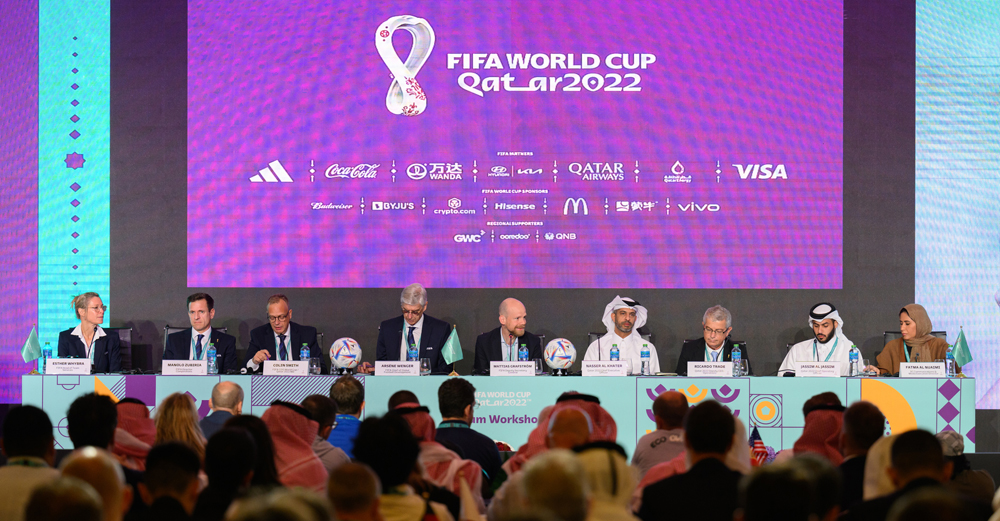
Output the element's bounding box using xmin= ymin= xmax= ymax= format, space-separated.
xmin=187 ymin=0 xmax=843 ymax=289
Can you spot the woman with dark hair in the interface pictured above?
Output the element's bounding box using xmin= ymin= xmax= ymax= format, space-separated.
xmin=225 ymin=414 xmax=283 ymax=489
xmin=876 ymin=304 xmax=956 ymax=375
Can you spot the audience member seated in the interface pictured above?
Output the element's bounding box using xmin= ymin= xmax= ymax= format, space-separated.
xmin=521 ymin=449 xmax=590 ymax=521
xmin=887 ymin=488 xmax=979 ymax=521
xmin=839 ymin=401 xmax=886 ymax=510
xmin=139 ymin=442 xmax=201 ymax=521
xmin=736 ymin=457 xmax=824 ymax=521
xmin=301 ymin=394 xmax=349 ymax=473
xmin=199 ymin=381 xmax=243 ymax=441
xmin=631 ymin=390 xmax=687 ymax=479
xmin=327 ymin=462 xmax=385 ymax=521
xmin=224 ymin=415 xmax=283 ymax=489
xmin=353 ymin=414 xmax=455 ymax=521
xmin=327 ymin=375 xmax=365 ymax=458
xmin=0 ymin=405 xmax=60 ymax=521
xmin=114 ymin=398 xmax=155 ymax=471
xmin=575 ymin=442 xmax=639 ymax=521
xmin=775 ymin=392 xmax=845 ymax=464
xmin=434 ymin=378 xmax=503 ymax=485
xmin=193 ymin=428 xmax=257 ymax=521
xmin=227 ymin=488 xmax=333 ymax=521
xmin=261 ymin=401 xmax=327 ymax=492
xmin=863 ymin=434 xmax=899 ymax=501
xmin=61 ymin=446 xmax=134 ymax=521
xmin=25 ymin=476 xmax=103 ymax=521
xmin=638 ymin=400 xmax=742 ymax=521
xmin=155 ymin=393 xmax=207 ymax=463
xmin=936 ymin=431 xmax=995 ymax=503
xmin=788 ymin=455 xmax=843 ymax=521
xmin=388 ymin=390 xmax=420 ymax=409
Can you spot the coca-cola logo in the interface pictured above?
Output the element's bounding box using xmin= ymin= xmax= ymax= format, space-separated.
xmin=325 ymin=163 xmax=379 ymax=179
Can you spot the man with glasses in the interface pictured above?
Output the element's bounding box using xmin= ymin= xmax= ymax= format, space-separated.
xmin=164 ymin=293 xmax=238 ymax=373
xmin=244 ymin=294 xmax=324 ymax=374
xmin=374 ymin=283 xmax=453 ymax=374
xmin=675 ymin=305 xmax=752 ymax=375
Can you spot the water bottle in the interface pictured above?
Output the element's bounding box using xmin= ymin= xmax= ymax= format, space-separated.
xmin=207 ymin=343 xmax=217 ymax=374
xmin=731 ymin=344 xmax=742 ymax=376
xmin=946 ymin=344 xmax=956 ymax=377
xmin=300 ymin=343 xmax=310 ymax=363
xmin=518 ymin=343 xmax=529 ymax=361
xmin=610 ymin=343 xmax=620 ymax=361
xmin=407 ymin=341 xmax=418 ymax=362
xmin=640 ymin=343 xmax=651 ymax=375
xmin=849 ymin=344 xmax=860 ymax=376
xmin=41 ymin=342 xmax=52 ymax=374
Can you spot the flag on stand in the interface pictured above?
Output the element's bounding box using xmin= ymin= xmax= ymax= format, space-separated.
xmin=953 ymin=327 xmax=973 ymax=368
xmin=442 ymin=326 xmax=463 ymax=365
xmin=21 ymin=325 xmax=42 ymax=363
xmin=749 ymin=426 xmax=767 ymax=466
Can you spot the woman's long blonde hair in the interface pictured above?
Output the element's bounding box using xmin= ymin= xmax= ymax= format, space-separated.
xmin=155 ymin=392 xmax=207 ymax=462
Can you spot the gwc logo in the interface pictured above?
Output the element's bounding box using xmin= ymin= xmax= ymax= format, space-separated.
xmin=454 ymin=230 xmax=486 ymax=243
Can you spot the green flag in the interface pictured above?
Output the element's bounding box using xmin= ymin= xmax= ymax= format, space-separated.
xmin=953 ymin=327 xmax=973 ymax=368
xmin=21 ymin=325 xmax=41 ymax=363
xmin=442 ymin=326 xmax=463 ymax=365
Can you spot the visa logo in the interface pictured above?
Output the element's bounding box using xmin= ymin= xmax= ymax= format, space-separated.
xmin=678 ymin=203 xmax=720 ymax=212
xmin=733 ymin=164 xmax=787 ymax=179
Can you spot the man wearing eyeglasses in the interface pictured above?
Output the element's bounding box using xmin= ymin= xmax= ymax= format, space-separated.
xmin=243 ymin=294 xmax=324 ymax=374
xmin=164 ymin=293 xmax=238 ymax=373
xmin=675 ymin=305 xmax=752 ymax=375
xmin=373 ymin=283 xmax=453 ymax=374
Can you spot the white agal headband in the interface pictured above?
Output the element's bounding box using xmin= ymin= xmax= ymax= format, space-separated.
xmin=375 ymin=15 xmax=435 ymax=116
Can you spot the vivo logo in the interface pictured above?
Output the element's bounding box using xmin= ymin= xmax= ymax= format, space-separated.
xmin=733 ymin=164 xmax=787 ymax=179
xmin=678 ymin=203 xmax=720 ymax=212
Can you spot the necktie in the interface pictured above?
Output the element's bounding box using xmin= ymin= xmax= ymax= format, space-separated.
xmin=407 ymin=326 xmax=416 ymax=357
xmin=195 ymin=334 xmax=204 ymax=360
xmin=278 ymin=334 xmax=287 ymax=361
xmin=712 ymin=351 xmax=719 ymax=362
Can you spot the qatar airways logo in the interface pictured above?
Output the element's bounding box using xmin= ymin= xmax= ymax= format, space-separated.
xmin=325 ymin=164 xmax=379 ymax=179
xmin=569 ymin=162 xmax=625 ymax=181
xmin=733 ymin=164 xmax=787 ymax=180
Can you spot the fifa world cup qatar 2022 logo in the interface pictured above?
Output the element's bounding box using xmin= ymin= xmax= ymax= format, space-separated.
xmin=375 ymin=16 xmax=435 ymax=116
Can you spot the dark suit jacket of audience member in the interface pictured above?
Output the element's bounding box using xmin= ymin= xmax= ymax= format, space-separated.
xmin=192 ymin=485 xmax=235 ymax=521
xmin=146 ymin=495 xmax=192 ymax=521
xmin=57 ymin=328 xmax=122 ymax=373
xmin=839 ymin=455 xmax=867 ymax=510
xmin=164 ymin=328 xmax=238 ymax=374
xmin=375 ymin=314 xmax=453 ymax=374
xmin=199 ymin=410 xmax=234 ymax=442
xmin=674 ymin=337 xmax=752 ymax=375
xmin=243 ymin=322 xmax=325 ymax=374
xmin=435 ymin=420 xmax=503 ymax=482
xmin=638 ymin=457 xmax=743 ymax=521
xmin=473 ymin=327 xmax=544 ymax=375
xmin=845 ymin=477 xmax=992 ymax=521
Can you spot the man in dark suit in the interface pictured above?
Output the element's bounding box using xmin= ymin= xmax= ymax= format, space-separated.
xmin=374 ymin=283 xmax=452 ymax=374
xmin=243 ymin=294 xmax=324 ymax=374
xmin=675 ymin=304 xmax=752 ymax=375
xmin=838 ymin=401 xmax=886 ymax=510
xmin=638 ymin=400 xmax=743 ymax=521
xmin=163 ymin=293 xmax=238 ymax=373
xmin=474 ymin=298 xmax=543 ymax=374
xmin=57 ymin=292 xmax=121 ymax=373
xmin=199 ymin=381 xmax=243 ymax=440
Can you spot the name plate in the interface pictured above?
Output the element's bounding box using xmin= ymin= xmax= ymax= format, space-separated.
xmin=794 ymin=362 xmax=840 ymax=377
xmin=47 ymin=359 xmax=91 ymax=375
xmin=162 ymin=360 xmax=207 ymax=376
xmin=900 ymin=362 xmax=946 ymax=378
xmin=582 ymin=360 xmax=628 ymax=377
xmin=688 ymin=361 xmax=733 ymax=377
xmin=263 ymin=361 xmax=309 ymax=376
xmin=375 ymin=361 xmax=420 ymax=376
xmin=490 ymin=361 xmax=535 ymax=376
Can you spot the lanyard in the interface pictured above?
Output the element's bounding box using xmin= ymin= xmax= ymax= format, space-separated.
xmin=705 ymin=345 xmax=723 ymax=361
xmin=905 ymin=342 xmax=912 ymax=362
xmin=813 ymin=337 xmax=839 ymax=362
xmin=439 ymin=421 xmax=470 ymax=429
xmin=7 ymin=457 xmax=48 ymax=468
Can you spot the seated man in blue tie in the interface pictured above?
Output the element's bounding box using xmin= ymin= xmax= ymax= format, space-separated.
xmin=243 ymin=294 xmax=324 ymax=374
xmin=473 ymin=298 xmax=543 ymax=374
xmin=57 ymin=292 xmax=121 ymax=373
xmin=374 ymin=283 xmax=452 ymax=374
xmin=675 ymin=305 xmax=752 ymax=375
xmin=163 ymin=293 xmax=238 ymax=373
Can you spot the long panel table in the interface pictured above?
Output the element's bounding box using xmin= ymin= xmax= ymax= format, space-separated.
xmin=22 ymin=375 xmax=977 ymax=456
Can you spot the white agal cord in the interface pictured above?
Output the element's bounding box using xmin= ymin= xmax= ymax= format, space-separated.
xmin=375 ymin=15 xmax=435 ymax=116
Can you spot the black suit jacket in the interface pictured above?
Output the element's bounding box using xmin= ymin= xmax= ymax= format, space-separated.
xmin=839 ymin=455 xmax=867 ymax=511
xmin=675 ymin=337 xmax=752 ymax=376
xmin=845 ymin=477 xmax=992 ymax=521
xmin=164 ymin=328 xmax=238 ymax=374
xmin=638 ymin=457 xmax=743 ymax=521
xmin=473 ymin=327 xmax=543 ymax=375
xmin=57 ymin=328 xmax=122 ymax=373
xmin=243 ymin=322 xmax=324 ymax=374
xmin=375 ymin=314 xmax=452 ymax=374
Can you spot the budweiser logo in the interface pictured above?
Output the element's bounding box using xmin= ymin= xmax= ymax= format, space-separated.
xmin=324 ymin=163 xmax=379 ymax=179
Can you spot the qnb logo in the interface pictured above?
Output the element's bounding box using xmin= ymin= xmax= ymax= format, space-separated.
xmin=454 ymin=230 xmax=486 ymax=243
xmin=733 ymin=164 xmax=787 ymax=180
xmin=249 ymin=160 xmax=293 ymax=183
xmin=563 ymin=197 xmax=589 ymax=215
xmin=544 ymin=232 xmax=578 ymax=240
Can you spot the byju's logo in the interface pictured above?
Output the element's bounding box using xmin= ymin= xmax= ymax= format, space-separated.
xmin=250 ymin=160 xmax=293 ymax=183
xmin=376 ymin=16 xmax=435 ymax=116
xmin=563 ymin=197 xmax=589 ymax=215
xmin=371 ymin=201 xmax=415 ymax=211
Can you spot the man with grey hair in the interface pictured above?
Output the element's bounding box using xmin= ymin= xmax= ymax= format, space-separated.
xmin=675 ymin=305 xmax=753 ymax=375
xmin=375 ymin=283 xmax=453 ymax=373
xmin=473 ymin=297 xmax=544 ymax=374
xmin=200 ymin=381 xmax=244 ymax=440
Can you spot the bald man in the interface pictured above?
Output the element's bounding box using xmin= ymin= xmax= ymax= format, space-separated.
xmin=474 ymin=298 xmax=544 ymax=374
xmin=632 ymin=391 xmax=689 ymax=478
xmin=60 ymin=447 xmax=133 ymax=521
xmin=200 ymin=381 xmax=244 ymax=440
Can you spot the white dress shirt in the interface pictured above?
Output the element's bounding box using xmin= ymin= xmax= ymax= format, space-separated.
xmin=399 ymin=315 xmax=425 ymax=360
xmin=71 ymin=324 xmax=106 ymax=361
xmin=189 ymin=327 xmax=212 ymax=360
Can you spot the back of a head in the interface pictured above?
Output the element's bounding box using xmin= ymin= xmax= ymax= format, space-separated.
xmin=652 ymin=391 xmax=688 ymax=429
xmin=59 ymin=446 xmax=128 ymax=520
xmin=327 ymin=462 xmax=381 ymax=516
xmin=547 ymin=408 xmax=592 ymax=450
xmin=886 ymin=487 xmax=976 ymax=521
xmin=145 ymin=442 xmax=201 ymax=498
xmin=573 ymin=442 xmax=635 ymax=506
xmin=300 ymin=394 xmax=337 ymax=428
xmin=329 ymin=375 xmax=364 ymax=415
xmin=225 ymin=414 xmax=282 ymax=487
xmin=521 ymin=449 xmax=589 ymax=521
xmin=2 ymin=405 xmax=54 ymax=458
xmin=212 ymin=381 xmax=244 ymax=411
xmin=842 ymin=401 xmax=886 ymax=452
xmin=891 ymin=430 xmax=946 ymax=481
xmin=206 ymin=428 xmax=257 ymax=493
xmin=684 ymin=400 xmax=734 ymax=455
xmin=387 ymin=390 xmax=419 ymax=410
xmin=67 ymin=393 xmax=118 ymax=449
xmin=154 ymin=392 xmax=205 ymax=459
xmin=739 ymin=464 xmax=814 ymax=521
xmin=438 ymin=377 xmax=475 ymax=419
xmin=803 ymin=392 xmax=843 ymax=416
xmin=788 ymin=454 xmax=842 ymax=520
xmin=352 ymin=414 xmax=420 ymax=490
xmin=25 ymin=476 xmax=103 ymax=521
xmin=228 ymin=488 xmax=333 ymax=521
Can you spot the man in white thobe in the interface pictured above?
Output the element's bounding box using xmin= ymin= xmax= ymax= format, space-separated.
xmin=779 ymin=302 xmax=855 ymax=376
xmin=583 ymin=296 xmax=660 ymax=374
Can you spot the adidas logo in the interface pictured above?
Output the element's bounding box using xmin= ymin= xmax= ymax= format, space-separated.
xmin=250 ymin=160 xmax=294 ymax=183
